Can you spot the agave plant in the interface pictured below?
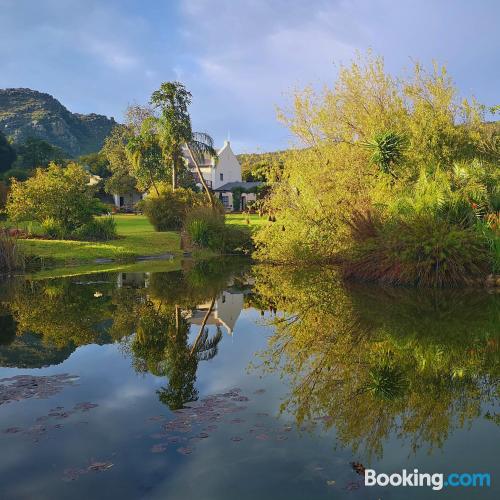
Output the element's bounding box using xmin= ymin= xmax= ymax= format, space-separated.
xmin=363 ymin=131 xmax=407 ymax=178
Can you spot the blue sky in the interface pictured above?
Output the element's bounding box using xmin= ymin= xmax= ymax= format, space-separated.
xmin=1 ymin=0 xmax=498 ymax=153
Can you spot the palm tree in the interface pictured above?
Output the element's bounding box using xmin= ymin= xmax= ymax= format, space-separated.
xmin=151 ymin=82 xmax=217 ymax=206
xmin=185 ymin=133 xmax=217 ymax=207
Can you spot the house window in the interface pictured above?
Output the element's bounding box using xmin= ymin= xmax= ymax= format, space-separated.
xmin=222 ymin=195 xmax=229 ymax=207
xmin=220 ymin=173 xmax=224 ymax=181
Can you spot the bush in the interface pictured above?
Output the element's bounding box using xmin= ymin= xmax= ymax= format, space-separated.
xmin=344 ymin=212 xmax=492 ymax=287
xmin=219 ymin=225 xmax=254 ymax=255
xmin=6 ymin=162 xmax=102 ymax=233
xmin=140 ymin=188 xmax=206 ymax=231
xmin=73 ymin=216 xmax=117 ymax=241
xmin=184 ymin=206 xmax=225 ymax=250
xmin=41 ymin=217 xmax=67 ymax=239
xmin=184 ymin=207 xmax=254 ymax=254
xmin=0 ymin=233 xmax=24 ymax=272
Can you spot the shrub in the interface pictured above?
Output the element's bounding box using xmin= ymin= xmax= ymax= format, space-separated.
xmin=41 ymin=217 xmax=67 ymax=239
xmin=184 ymin=207 xmax=254 ymax=254
xmin=219 ymin=225 xmax=254 ymax=255
xmin=6 ymin=162 xmax=102 ymax=234
xmin=0 ymin=233 xmax=24 ymax=272
xmin=140 ymin=188 xmax=206 ymax=231
xmin=344 ymin=212 xmax=492 ymax=287
xmin=73 ymin=216 xmax=117 ymax=241
xmin=184 ymin=206 xmax=225 ymax=250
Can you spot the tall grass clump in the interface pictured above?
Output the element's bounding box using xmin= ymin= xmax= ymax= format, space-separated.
xmin=184 ymin=206 xmax=225 ymax=250
xmin=73 ymin=216 xmax=117 ymax=241
xmin=184 ymin=206 xmax=254 ymax=254
xmin=344 ymin=211 xmax=492 ymax=287
xmin=0 ymin=233 xmax=25 ymax=273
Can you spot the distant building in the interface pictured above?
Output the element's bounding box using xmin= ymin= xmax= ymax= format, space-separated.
xmin=111 ymin=140 xmax=262 ymax=212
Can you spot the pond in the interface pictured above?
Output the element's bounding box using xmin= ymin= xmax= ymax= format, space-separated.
xmin=0 ymin=259 xmax=498 ymax=499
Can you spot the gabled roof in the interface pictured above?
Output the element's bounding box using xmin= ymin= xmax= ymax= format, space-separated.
xmin=214 ymin=181 xmax=263 ymax=192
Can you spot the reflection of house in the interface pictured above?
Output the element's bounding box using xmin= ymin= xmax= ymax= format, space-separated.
xmin=117 ymin=272 xmax=150 ymax=289
xmin=111 ymin=140 xmax=262 ymax=212
xmin=188 ymin=290 xmax=244 ymax=335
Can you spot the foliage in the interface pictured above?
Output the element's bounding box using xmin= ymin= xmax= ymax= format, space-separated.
xmin=254 ymin=53 xmax=499 ymax=283
xmin=78 ymin=151 xmax=110 ymax=178
xmin=0 ymin=131 xmax=16 ymax=173
xmin=0 ymin=181 xmax=7 ymax=209
xmin=140 ymin=187 xmax=206 ymax=231
xmin=344 ymin=212 xmax=492 ymax=286
xmin=73 ymin=216 xmax=117 ymax=241
xmin=1 ymin=167 xmax=30 ymax=183
xmin=363 ymin=131 xmax=407 ymax=178
xmin=239 ymin=151 xmax=286 ymax=183
xmin=184 ymin=206 xmax=225 ymax=250
xmin=126 ymin=118 xmax=167 ymax=195
xmin=14 ymin=137 xmax=65 ymax=169
xmin=102 ymin=125 xmax=137 ymax=195
xmin=6 ymin=162 xmax=101 ymax=233
xmin=0 ymin=234 xmax=24 ymax=272
xmin=150 ymin=81 xmax=216 ymax=202
xmin=41 ymin=217 xmax=66 ymax=239
xmin=252 ymin=264 xmax=499 ymax=459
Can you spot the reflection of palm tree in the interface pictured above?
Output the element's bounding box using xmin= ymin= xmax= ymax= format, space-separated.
xmin=131 ymin=296 xmax=222 ymax=410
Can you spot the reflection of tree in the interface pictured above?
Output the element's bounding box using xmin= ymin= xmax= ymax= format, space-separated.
xmin=4 ymin=277 xmax=116 ymax=349
xmin=130 ymin=299 xmax=222 ymax=410
xmin=253 ymin=265 xmax=499 ymax=460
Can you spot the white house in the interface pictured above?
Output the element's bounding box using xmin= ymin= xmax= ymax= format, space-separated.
xmin=111 ymin=140 xmax=262 ymax=212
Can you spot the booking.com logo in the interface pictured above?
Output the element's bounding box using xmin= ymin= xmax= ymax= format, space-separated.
xmin=365 ymin=469 xmax=491 ymax=491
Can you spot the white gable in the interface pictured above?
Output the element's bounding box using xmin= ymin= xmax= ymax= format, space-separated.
xmin=211 ymin=141 xmax=241 ymax=189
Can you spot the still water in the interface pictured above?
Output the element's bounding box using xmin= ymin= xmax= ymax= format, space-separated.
xmin=0 ymin=259 xmax=498 ymax=499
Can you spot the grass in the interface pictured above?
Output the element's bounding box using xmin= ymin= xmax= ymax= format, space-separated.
xmin=226 ymin=213 xmax=267 ymax=230
xmin=15 ymin=215 xmax=182 ymax=267
xmin=2 ymin=213 xmax=264 ymax=276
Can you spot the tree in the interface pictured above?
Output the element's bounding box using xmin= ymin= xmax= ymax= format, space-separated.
xmin=79 ymin=151 xmax=110 ymax=178
xmin=150 ymin=82 xmax=217 ymax=205
xmin=6 ymin=162 xmax=101 ymax=233
xmin=126 ymin=118 xmax=166 ymax=196
xmin=0 ymin=131 xmax=16 ymax=173
xmin=102 ymin=125 xmax=137 ymax=196
xmin=15 ymin=137 xmax=65 ymax=169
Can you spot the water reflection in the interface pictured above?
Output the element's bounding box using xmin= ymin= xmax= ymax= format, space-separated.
xmin=0 ymin=259 xmax=252 ymax=412
xmin=0 ymin=260 xmax=498 ymax=463
xmin=252 ymin=265 xmax=499 ymax=459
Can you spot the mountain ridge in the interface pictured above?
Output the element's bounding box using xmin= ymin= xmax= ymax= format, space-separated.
xmin=0 ymin=88 xmax=117 ymax=157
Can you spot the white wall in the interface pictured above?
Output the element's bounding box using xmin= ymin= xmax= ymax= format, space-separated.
xmin=211 ymin=141 xmax=242 ymax=189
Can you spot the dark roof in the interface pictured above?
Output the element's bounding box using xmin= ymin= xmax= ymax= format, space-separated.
xmin=214 ymin=181 xmax=263 ymax=192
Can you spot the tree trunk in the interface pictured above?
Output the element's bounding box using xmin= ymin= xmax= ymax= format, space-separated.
xmin=190 ymin=297 xmax=215 ymax=357
xmin=185 ymin=143 xmax=214 ymax=208
xmin=172 ymin=162 xmax=177 ymax=191
xmin=150 ymin=172 xmax=160 ymax=196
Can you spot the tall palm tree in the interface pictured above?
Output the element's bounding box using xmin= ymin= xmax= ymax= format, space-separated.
xmin=185 ymin=132 xmax=217 ymax=207
xmin=151 ymin=82 xmax=217 ymax=206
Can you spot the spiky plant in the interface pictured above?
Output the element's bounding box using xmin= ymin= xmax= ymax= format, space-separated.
xmin=363 ymin=131 xmax=407 ymax=178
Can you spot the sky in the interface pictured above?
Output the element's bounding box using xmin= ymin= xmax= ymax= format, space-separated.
xmin=0 ymin=0 xmax=498 ymax=153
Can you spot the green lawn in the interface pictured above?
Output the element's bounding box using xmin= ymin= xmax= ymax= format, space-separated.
xmin=226 ymin=213 xmax=267 ymax=230
xmin=18 ymin=215 xmax=181 ymax=266
xmin=4 ymin=213 xmax=264 ymax=274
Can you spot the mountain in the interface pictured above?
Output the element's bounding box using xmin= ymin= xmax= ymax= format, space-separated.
xmin=0 ymin=88 xmax=117 ymax=157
